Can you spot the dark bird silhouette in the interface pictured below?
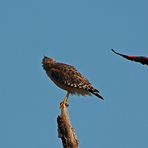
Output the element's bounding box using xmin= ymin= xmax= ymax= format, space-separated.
xmin=111 ymin=49 xmax=148 ymax=65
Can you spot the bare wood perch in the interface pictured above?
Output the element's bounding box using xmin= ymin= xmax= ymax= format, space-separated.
xmin=57 ymin=99 xmax=79 ymax=148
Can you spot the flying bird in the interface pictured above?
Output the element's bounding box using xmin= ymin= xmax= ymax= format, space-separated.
xmin=42 ymin=56 xmax=104 ymax=102
xmin=111 ymin=49 xmax=148 ymax=65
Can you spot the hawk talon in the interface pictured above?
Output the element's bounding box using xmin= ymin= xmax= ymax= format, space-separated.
xmin=60 ymin=97 xmax=69 ymax=108
xmin=60 ymin=92 xmax=69 ymax=108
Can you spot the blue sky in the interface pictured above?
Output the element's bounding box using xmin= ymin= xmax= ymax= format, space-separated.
xmin=0 ymin=0 xmax=148 ymax=147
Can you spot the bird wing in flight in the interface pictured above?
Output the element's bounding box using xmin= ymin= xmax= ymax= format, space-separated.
xmin=111 ymin=49 xmax=148 ymax=65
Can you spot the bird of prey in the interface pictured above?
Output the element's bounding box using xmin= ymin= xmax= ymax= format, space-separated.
xmin=111 ymin=49 xmax=148 ymax=65
xmin=42 ymin=56 xmax=104 ymax=103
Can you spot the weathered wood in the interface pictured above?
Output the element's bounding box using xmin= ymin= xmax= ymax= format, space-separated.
xmin=57 ymin=99 xmax=79 ymax=148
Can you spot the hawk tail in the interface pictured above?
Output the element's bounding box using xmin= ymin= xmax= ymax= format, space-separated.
xmin=89 ymin=89 xmax=104 ymax=100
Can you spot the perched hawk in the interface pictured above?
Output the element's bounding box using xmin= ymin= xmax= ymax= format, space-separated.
xmin=42 ymin=56 xmax=104 ymax=101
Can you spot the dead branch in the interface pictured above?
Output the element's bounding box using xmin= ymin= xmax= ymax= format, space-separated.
xmin=57 ymin=100 xmax=79 ymax=148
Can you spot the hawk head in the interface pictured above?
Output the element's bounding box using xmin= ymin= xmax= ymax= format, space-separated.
xmin=42 ymin=56 xmax=56 ymax=70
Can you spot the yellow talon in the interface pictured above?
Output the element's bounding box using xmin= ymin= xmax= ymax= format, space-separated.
xmin=60 ymin=92 xmax=69 ymax=108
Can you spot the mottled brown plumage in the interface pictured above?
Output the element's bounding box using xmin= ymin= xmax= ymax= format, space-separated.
xmin=42 ymin=56 xmax=104 ymax=100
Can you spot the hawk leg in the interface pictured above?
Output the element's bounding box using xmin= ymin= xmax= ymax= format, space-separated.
xmin=60 ymin=92 xmax=69 ymax=108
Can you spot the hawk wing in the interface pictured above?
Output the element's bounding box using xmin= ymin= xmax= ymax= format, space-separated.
xmin=50 ymin=63 xmax=93 ymax=89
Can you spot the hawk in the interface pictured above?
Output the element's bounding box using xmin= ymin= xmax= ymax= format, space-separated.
xmin=42 ymin=56 xmax=104 ymax=102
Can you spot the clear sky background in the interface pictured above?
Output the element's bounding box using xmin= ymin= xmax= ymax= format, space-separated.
xmin=0 ymin=0 xmax=148 ymax=148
